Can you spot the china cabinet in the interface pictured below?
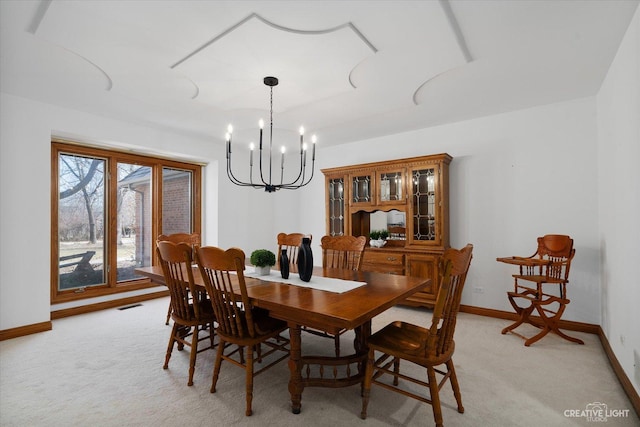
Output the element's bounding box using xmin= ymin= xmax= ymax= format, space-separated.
xmin=322 ymin=153 xmax=451 ymax=307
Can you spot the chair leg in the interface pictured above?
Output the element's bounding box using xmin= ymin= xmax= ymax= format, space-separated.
xmin=164 ymin=323 xmax=179 ymax=369
xmin=165 ymin=301 xmax=171 ymax=325
xmin=446 ymin=359 xmax=464 ymax=413
xmin=427 ymin=367 xmax=444 ymax=427
xmin=187 ymin=325 xmax=199 ymax=386
xmin=209 ymin=323 xmax=216 ymax=349
xmin=501 ymin=291 xmax=536 ymax=335
xmin=211 ymin=340 xmax=225 ymax=393
xmin=393 ymin=357 xmax=400 ymax=386
xmin=527 ymin=299 xmax=584 ymax=346
xmin=245 ymin=346 xmax=254 ymax=416
xmin=334 ymin=334 xmax=340 ymax=358
xmin=360 ymin=348 xmax=375 ymax=420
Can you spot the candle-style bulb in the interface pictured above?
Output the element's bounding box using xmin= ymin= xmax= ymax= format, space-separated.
xmin=311 ymin=135 xmax=317 ymax=144
xmin=281 ymin=146 xmax=286 ymax=154
xmin=299 ymin=126 xmax=305 ymax=135
xmin=302 ymin=143 xmax=308 ymax=151
xmin=259 ymin=119 xmax=264 ymax=129
xmin=249 ymin=142 xmax=255 ymax=151
xmin=225 ymin=133 xmax=231 ymax=142
xmin=227 ymin=124 xmax=233 ymax=134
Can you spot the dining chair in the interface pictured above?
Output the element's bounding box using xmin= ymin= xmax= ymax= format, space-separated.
xmin=156 ymin=240 xmax=216 ymax=386
xmin=361 ymin=244 xmax=473 ymax=427
xmin=276 ymin=232 xmax=312 ymax=273
xmin=309 ymin=235 xmax=367 ymax=356
xmin=499 ymin=234 xmax=583 ymax=346
xmin=196 ymin=246 xmax=290 ymax=416
xmin=157 ymin=233 xmax=201 ymax=325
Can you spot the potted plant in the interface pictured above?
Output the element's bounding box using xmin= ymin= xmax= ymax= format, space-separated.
xmin=369 ymin=230 xmax=387 ymax=248
xmin=250 ymin=249 xmax=276 ymax=276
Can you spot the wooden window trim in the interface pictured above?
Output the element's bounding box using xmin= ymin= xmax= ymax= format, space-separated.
xmin=51 ymin=141 xmax=201 ymax=303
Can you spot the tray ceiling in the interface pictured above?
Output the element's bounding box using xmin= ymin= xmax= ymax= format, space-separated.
xmin=1 ymin=0 xmax=637 ymax=147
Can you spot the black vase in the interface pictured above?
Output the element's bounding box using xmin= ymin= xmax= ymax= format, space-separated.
xmin=280 ymin=249 xmax=289 ymax=279
xmin=297 ymin=237 xmax=313 ymax=282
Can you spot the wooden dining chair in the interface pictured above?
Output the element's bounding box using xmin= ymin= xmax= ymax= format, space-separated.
xmin=157 ymin=233 xmax=201 ymax=325
xmin=499 ymin=234 xmax=583 ymax=346
xmin=276 ymin=232 xmax=312 ymax=272
xmin=196 ymin=246 xmax=290 ymax=416
xmin=310 ymin=235 xmax=367 ymax=356
xmin=361 ymin=244 xmax=473 ymax=427
xmin=156 ymin=241 xmax=216 ymax=386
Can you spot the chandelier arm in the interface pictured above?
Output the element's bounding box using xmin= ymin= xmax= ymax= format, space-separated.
xmin=281 ymin=146 xmax=305 ymax=186
xmin=227 ymin=157 xmax=253 ymax=187
xmin=280 ymin=159 xmax=315 ymax=189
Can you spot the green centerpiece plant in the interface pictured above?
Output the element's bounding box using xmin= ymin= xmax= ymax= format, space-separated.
xmin=250 ymin=249 xmax=276 ymax=276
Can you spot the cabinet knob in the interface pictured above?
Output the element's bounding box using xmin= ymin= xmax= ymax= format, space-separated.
xmin=387 ymin=257 xmax=397 ymax=261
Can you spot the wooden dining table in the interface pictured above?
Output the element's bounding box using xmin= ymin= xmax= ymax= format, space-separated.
xmin=136 ymin=264 xmax=430 ymax=414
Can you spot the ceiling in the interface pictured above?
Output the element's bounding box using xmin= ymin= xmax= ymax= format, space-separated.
xmin=1 ymin=0 xmax=638 ymax=148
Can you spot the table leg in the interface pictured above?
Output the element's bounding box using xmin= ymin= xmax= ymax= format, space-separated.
xmin=287 ymin=322 xmax=303 ymax=414
xmin=354 ymin=320 xmax=372 ymax=383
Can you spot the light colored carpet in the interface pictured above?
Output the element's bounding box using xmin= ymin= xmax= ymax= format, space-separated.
xmin=1 ymin=297 xmax=637 ymax=426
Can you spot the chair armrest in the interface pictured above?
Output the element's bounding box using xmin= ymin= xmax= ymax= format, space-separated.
xmin=497 ymin=256 xmax=550 ymax=267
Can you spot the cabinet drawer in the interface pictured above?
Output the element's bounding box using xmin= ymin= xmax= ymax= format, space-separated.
xmin=363 ymin=251 xmax=404 ymax=266
xmin=362 ymin=264 xmax=405 ymax=275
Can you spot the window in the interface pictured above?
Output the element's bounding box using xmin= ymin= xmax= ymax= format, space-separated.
xmin=52 ymin=142 xmax=201 ymax=303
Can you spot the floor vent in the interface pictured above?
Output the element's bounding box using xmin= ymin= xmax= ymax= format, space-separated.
xmin=118 ymin=303 xmax=142 ymax=310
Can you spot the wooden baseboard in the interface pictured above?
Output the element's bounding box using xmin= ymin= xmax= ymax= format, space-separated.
xmin=596 ymin=326 xmax=640 ymax=418
xmin=460 ymin=304 xmax=639 ymax=418
xmin=0 ymin=321 xmax=52 ymax=341
xmin=51 ymin=290 xmax=169 ymax=319
xmin=0 ymin=291 xmax=168 ymax=341
xmin=459 ymin=304 xmax=600 ymax=334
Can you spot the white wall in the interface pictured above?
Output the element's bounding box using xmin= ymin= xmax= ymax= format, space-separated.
xmin=0 ymin=93 xmax=223 ymax=329
xmin=597 ymin=5 xmax=640 ymax=395
xmin=299 ymin=97 xmax=601 ymax=324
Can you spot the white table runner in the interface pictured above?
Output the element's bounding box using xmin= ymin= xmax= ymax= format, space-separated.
xmin=243 ymin=270 xmax=365 ymax=294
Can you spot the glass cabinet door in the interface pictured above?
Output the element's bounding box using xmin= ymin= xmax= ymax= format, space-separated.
xmin=410 ymin=167 xmax=438 ymax=243
xmin=350 ymin=173 xmax=373 ymax=206
xmin=328 ymin=177 xmax=345 ymax=236
xmin=378 ymin=169 xmax=405 ymax=204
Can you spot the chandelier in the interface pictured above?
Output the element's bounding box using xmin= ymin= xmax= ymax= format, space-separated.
xmin=225 ymin=76 xmax=317 ymax=192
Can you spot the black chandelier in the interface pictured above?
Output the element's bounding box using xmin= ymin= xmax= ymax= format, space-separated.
xmin=225 ymin=76 xmax=316 ymax=193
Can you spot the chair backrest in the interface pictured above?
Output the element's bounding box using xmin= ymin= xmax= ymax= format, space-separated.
xmin=535 ymin=234 xmax=575 ymax=281
xmin=277 ymin=233 xmax=311 ymax=271
xmin=157 ymin=233 xmax=200 ymax=262
xmin=196 ymin=246 xmax=258 ymax=339
xmin=427 ymin=244 xmax=473 ymax=359
xmin=320 ymin=235 xmax=367 ymax=270
xmin=156 ymin=240 xmax=202 ymax=321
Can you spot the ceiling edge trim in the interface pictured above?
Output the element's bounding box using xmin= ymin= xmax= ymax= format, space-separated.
xmin=412 ymin=67 xmax=460 ymax=106
xmin=438 ymin=0 xmax=473 ymax=63
xmin=170 ymin=12 xmax=377 ymax=69
xmin=28 ymin=0 xmax=52 ymax=34
xmin=62 ymin=47 xmax=113 ymax=91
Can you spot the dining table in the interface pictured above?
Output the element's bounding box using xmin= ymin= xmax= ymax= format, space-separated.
xmin=135 ymin=263 xmax=430 ymax=414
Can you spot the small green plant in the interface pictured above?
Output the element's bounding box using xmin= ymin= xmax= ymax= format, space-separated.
xmin=250 ymin=249 xmax=276 ymax=267
xmin=369 ymin=229 xmax=389 ymax=240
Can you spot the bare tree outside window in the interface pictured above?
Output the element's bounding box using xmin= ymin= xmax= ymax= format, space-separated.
xmin=57 ymin=154 xmax=106 ymax=290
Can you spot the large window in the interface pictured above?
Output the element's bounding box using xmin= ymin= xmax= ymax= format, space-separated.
xmin=52 ymin=142 xmax=201 ymax=303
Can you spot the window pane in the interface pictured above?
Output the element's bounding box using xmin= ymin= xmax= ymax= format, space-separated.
xmin=162 ymin=168 xmax=193 ymax=234
xmin=58 ymin=154 xmax=106 ymax=290
xmin=117 ymin=163 xmax=152 ymax=282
